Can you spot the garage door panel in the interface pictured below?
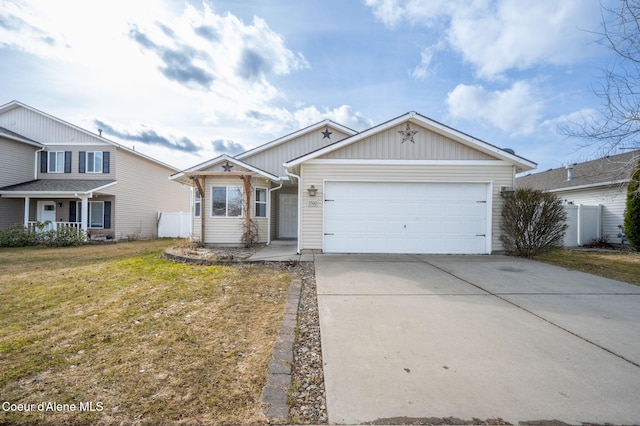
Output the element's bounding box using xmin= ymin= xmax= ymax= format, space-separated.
xmin=324 ymin=182 xmax=489 ymax=254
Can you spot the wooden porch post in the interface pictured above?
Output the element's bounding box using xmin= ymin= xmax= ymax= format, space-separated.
xmin=241 ymin=175 xmax=252 ymax=248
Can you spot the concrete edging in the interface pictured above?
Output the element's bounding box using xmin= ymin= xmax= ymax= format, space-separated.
xmin=262 ymin=278 xmax=302 ymax=420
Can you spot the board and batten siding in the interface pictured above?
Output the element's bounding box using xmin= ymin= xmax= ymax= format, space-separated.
xmin=320 ymin=123 xmax=495 ymax=161
xmin=553 ymin=185 xmax=628 ymax=245
xmin=0 ymin=106 xmax=103 ymax=145
xmin=239 ymin=127 xmax=352 ymax=176
xmin=105 ymin=149 xmax=190 ymax=239
xmin=192 ymin=175 xmax=268 ymax=245
xmin=299 ymin=162 xmax=515 ymax=253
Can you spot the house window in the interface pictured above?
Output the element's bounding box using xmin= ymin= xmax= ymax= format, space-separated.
xmin=48 ymin=151 xmax=65 ymax=173
xmin=212 ymin=186 xmax=242 ymax=217
xmin=255 ymin=188 xmax=267 ymax=217
xmin=87 ymin=151 xmax=103 ymax=173
xmin=194 ymin=191 xmax=201 ymax=217
xmin=89 ymin=201 xmax=104 ymax=228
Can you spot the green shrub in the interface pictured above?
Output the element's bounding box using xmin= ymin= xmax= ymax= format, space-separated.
xmin=0 ymin=223 xmax=38 ymax=247
xmin=500 ymin=187 xmax=568 ymax=257
xmin=623 ymin=160 xmax=640 ymax=250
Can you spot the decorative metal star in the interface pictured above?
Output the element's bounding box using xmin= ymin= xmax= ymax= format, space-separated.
xmin=398 ymin=123 xmax=418 ymax=144
xmin=321 ymin=129 xmax=332 ymax=139
xmin=222 ymin=161 xmax=233 ymax=172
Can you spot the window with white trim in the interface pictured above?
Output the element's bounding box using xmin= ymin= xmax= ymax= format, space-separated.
xmin=86 ymin=151 xmax=103 ymax=173
xmin=255 ymin=188 xmax=267 ymax=217
xmin=211 ymin=186 xmax=242 ymax=217
xmin=194 ymin=191 xmax=201 ymax=217
xmin=48 ymin=151 xmax=65 ymax=173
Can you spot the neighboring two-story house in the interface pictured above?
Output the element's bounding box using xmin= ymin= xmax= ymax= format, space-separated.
xmin=0 ymin=100 xmax=190 ymax=240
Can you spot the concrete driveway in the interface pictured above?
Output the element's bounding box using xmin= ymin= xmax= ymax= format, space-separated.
xmin=315 ymin=254 xmax=640 ymax=425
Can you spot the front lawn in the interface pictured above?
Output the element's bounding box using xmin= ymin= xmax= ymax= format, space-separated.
xmin=535 ymin=249 xmax=640 ymax=286
xmin=0 ymin=240 xmax=291 ymax=425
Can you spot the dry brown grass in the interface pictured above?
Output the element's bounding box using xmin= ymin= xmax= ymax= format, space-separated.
xmin=0 ymin=240 xmax=291 ymax=425
xmin=535 ymin=248 xmax=640 ymax=286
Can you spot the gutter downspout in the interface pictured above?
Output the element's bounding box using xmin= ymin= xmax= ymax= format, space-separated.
xmin=285 ymin=166 xmax=302 ymax=254
xmin=267 ymin=180 xmax=284 ymax=245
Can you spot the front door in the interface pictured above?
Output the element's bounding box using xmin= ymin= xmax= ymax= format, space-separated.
xmin=278 ymin=193 xmax=298 ymax=239
xmin=36 ymin=201 xmax=56 ymax=231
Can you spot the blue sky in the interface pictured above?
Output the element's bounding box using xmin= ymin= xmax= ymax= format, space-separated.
xmin=0 ymin=0 xmax=619 ymax=172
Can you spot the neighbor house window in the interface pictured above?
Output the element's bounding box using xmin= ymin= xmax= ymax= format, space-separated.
xmin=194 ymin=191 xmax=201 ymax=217
xmin=255 ymin=188 xmax=267 ymax=217
xmin=48 ymin=151 xmax=65 ymax=173
xmin=89 ymin=201 xmax=104 ymax=228
xmin=86 ymin=151 xmax=103 ymax=173
xmin=211 ymin=186 xmax=242 ymax=217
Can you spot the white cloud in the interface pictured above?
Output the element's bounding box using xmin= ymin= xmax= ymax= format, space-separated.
xmin=446 ymin=82 xmax=544 ymax=135
xmin=364 ymin=0 xmax=603 ymax=80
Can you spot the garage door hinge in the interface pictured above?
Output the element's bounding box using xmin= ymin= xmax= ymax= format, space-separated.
xmin=476 ymin=200 xmax=487 ymax=203
xmin=324 ymin=233 xmax=334 ymax=236
xmin=476 ymin=234 xmax=486 ymax=237
xmin=324 ymin=199 xmax=335 ymax=202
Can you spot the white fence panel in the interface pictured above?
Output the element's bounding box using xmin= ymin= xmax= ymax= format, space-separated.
xmin=562 ymin=205 xmax=601 ymax=247
xmin=158 ymin=212 xmax=191 ymax=238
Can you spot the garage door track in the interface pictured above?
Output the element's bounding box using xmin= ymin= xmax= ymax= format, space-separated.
xmin=315 ymin=254 xmax=640 ymax=425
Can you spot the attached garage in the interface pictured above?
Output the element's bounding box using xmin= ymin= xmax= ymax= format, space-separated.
xmin=323 ymin=181 xmax=491 ymax=254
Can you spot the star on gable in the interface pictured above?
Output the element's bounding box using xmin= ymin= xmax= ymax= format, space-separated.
xmin=398 ymin=123 xmax=418 ymax=144
xmin=321 ymin=129 xmax=332 ymax=139
xmin=222 ymin=161 xmax=233 ymax=172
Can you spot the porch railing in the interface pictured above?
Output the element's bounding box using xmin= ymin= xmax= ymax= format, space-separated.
xmin=27 ymin=221 xmax=83 ymax=234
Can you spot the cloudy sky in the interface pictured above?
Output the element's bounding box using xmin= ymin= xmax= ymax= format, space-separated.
xmin=0 ymin=0 xmax=620 ymax=172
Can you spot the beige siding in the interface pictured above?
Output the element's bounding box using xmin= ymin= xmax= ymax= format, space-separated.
xmin=320 ymin=123 xmax=495 ymax=161
xmin=36 ymin=146 xmax=116 ymax=180
xmin=107 ymin=149 xmax=190 ymax=239
xmin=193 ymin=175 xmax=270 ymax=245
xmin=240 ymin=126 xmax=352 ymax=176
xmin=0 ymin=138 xmax=39 ymax=229
xmin=554 ymin=185 xmax=628 ymax=245
xmin=0 ymin=106 xmax=101 ymax=144
xmin=0 ymin=138 xmax=38 ymax=186
xmin=299 ymin=163 xmax=515 ymax=253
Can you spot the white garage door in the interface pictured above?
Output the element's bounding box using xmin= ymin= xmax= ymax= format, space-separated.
xmin=323 ymin=182 xmax=490 ymax=254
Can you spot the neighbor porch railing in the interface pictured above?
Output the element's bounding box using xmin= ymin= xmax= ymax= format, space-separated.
xmin=27 ymin=221 xmax=83 ymax=234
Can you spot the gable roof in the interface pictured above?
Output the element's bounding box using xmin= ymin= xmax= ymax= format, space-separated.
xmin=0 ymin=100 xmax=180 ymax=172
xmin=235 ymin=119 xmax=357 ymax=161
xmin=170 ymin=154 xmax=279 ymax=185
xmin=517 ymin=150 xmax=640 ymax=192
xmin=284 ymin=111 xmax=536 ymax=173
xmin=0 ymin=126 xmax=43 ymax=147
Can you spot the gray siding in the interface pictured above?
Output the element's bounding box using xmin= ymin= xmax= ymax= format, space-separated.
xmin=0 ymin=138 xmax=39 ymax=229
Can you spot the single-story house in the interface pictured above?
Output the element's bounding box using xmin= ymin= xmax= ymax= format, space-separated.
xmin=517 ymin=149 xmax=640 ymax=246
xmin=172 ymin=112 xmax=536 ymax=254
xmin=0 ymin=100 xmax=190 ymax=240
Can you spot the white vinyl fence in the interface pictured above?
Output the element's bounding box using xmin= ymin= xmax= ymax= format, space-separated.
xmin=157 ymin=212 xmax=191 ymax=238
xmin=562 ymin=205 xmax=602 ymax=246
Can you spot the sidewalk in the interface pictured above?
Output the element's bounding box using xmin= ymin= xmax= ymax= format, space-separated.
xmin=247 ymin=240 xmax=315 ymax=262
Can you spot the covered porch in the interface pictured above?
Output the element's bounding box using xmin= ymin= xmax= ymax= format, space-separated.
xmin=0 ymin=179 xmax=117 ymax=238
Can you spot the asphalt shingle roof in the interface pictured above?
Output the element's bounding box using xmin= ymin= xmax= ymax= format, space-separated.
xmin=517 ymin=150 xmax=640 ymax=191
xmin=0 ymin=179 xmax=116 ymax=193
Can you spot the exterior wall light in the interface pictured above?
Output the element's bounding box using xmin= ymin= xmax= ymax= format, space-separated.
xmin=307 ymin=185 xmax=318 ymax=197
xmin=500 ymin=186 xmax=515 ymax=198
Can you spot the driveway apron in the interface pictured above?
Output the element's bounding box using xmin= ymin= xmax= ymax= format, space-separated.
xmin=315 ymin=254 xmax=640 ymax=425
